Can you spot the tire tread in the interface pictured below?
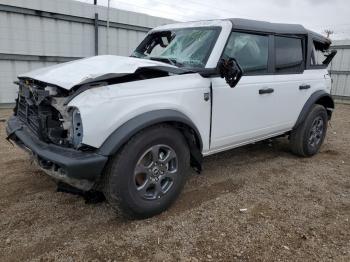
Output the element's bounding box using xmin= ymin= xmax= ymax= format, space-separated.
xmin=290 ymin=104 xmax=327 ymax=157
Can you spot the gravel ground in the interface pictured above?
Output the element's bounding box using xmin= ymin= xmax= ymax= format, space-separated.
xmin=0 ymin=105 xmax=349 ymax=261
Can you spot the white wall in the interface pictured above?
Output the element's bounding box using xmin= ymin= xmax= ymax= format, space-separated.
xmin=329 ymin=40 xmax=350 ymax=100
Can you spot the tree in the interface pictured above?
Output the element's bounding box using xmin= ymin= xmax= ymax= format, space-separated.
xmin=324 ymin=29 xmax=334 ymax=39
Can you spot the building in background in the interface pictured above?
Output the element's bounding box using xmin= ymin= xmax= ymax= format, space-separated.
xmin=329 ymin=40 xmax=350 ymax=103
xmin=0 ymin=0 xmax=173 ymax=107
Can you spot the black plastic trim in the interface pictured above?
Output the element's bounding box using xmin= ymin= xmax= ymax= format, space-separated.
xmin=299 ymin=84 xmax=311 ymax=90
xmin=6 ymin=116 xmax=108 ymax=182
xmin=98 ymin=110 xmax=203 ymax=156
xmin=208 ymin=83 xmax=213 ymax=148
xmin=268 ymin=35 xmax=275 ymax=74
xmin=259 ymin=88 xmax=274 ymax=94
xmin=293 ymin=90 xmax=334 ymax=130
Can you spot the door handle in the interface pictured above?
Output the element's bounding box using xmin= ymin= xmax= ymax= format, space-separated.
xmin=299 ymin=84 xmax=311 ymax=90
xmin=259 ymin=88 xmax=274 ymax=95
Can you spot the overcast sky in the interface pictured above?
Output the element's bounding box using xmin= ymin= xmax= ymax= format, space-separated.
xmin=77 ymin=0 xmax=350 ymax=39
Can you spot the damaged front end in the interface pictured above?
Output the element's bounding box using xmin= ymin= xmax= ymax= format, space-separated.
xmin=12 ymin=65 xmax=191 ymax=148
xmin=6 ymin=78 xmax=107 ymax=191
xmin=10 ymin=58 xmax=193 ymax=149
xmin=14 ymin=79 xmax=83 ymax=149
xmin=6 ymin=58 xmax=194 ymax=191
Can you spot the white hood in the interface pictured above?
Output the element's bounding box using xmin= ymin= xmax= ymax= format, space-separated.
xmin=19 ymin=55 xmax=175 ymax=90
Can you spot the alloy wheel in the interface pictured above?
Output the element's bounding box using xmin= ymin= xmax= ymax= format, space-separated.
xmin=308 ymin=116 xmax=324 ymax=148
xmin=134 ymin=145 xmax=178 ymax=200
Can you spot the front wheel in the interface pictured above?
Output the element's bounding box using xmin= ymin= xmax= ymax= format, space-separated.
xmin=290 ymin=104 xmax=328 ymax=157
xmin=103 ymin=125 xmax=190 ymax=219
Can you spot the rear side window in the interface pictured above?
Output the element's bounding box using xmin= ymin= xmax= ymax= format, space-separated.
xmin=275 ymin=36 xmax=303 ymax=73
xmin=311 ymin=41 xmax=328 ymax=67
xmin=222 ymin=32 xmax=269 ymax=74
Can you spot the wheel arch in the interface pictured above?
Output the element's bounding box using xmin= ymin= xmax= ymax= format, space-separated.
xmin=293 ymin=90 xmax=334 ymax=130
xmin=315 ymin=95 xmax=334 ymax=119
xmin=97 ymin=109 xmax=203 ymax=171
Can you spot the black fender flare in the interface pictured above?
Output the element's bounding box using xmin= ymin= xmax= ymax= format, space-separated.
xmin=97 ymin=109 xmax=203 ymax=157
xmin=293 ymin=90 xmax=334 ymax=130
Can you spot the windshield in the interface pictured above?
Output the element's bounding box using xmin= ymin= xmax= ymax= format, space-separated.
xmin=132 ymin=27 xmax=221 ymax=68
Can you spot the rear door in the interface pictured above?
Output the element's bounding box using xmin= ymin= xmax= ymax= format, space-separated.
xmin=265 ymin=35 xmax=312 ymax=132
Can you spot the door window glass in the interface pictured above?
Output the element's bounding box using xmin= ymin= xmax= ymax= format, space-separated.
xmin=275 ymin=36 xmax=303 ymax=73
xmin=222 ymin=32 xmax=269 ymax=74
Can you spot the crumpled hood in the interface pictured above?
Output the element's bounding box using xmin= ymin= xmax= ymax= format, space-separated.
xmin=19 ymin=55 xmax=176 ymax=90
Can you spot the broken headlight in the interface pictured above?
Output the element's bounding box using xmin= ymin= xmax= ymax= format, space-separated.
xmin=71 ymin=108 xmax=83 ymax=148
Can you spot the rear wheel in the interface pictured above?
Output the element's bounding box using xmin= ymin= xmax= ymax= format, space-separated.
xmin=290 ymin=104 xmax=328 ymax=157
xmin=103 ymin=125 xmax=190 ymax=219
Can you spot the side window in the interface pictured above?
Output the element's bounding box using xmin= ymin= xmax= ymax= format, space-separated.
xmin=311 ymin=41 xmax=328 ymax=67
xmin=222 ymin=32 xmax=269 ymax=74
xmin=275 ymin=36 xmax=304 ymax=73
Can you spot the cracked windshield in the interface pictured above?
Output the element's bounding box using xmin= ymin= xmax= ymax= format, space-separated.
xmin=132 ymin=27 xmax=220 ymax=68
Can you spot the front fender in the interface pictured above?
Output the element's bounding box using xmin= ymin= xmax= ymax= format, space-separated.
xmin=68 ymin=73 xmax=211 ymax=151
xmin=97 ymin=109 xmax=203 ymax=156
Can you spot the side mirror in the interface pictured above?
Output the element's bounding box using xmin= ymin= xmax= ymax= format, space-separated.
xmin=218 ymin=58 xmax=243 ymax=88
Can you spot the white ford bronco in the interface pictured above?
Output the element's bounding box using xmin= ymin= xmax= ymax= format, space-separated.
xmin=6 ymin=19 xmax=336 ymax=218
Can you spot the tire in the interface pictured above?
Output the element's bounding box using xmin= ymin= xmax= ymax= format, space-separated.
xmin=103 ymin=125 xmax=190 ymax=219
xmin=290 ymin=104 xmax=328 ymax=157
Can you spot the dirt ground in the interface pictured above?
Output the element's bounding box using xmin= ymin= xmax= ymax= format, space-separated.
xmin=0 ymin=105 xmax=349 ymax=262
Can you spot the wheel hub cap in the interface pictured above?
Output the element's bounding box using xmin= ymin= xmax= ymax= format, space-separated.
xmin=152 ymin=166 xmax=160 ymax=176
xmin=134 ymin=145 xmax=178 ymax=200
xmin=308 ymin=116 xmax=324 ymax=148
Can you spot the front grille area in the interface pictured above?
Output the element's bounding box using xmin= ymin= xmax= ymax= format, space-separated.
xmin=16 ymin=83 xmax=66 ymax=143
xmin=17 ymin=94 xmax=42 ymax=137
